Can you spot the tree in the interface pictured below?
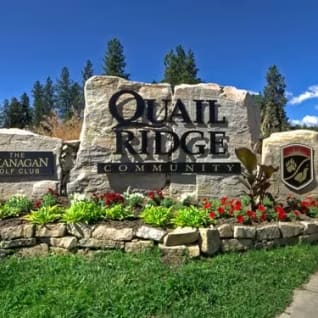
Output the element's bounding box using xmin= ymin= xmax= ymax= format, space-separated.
xmin=20 ymin=92 xmax=32 ymax=127
xmin=55 ymin=67 xmax=73 ymax=119
xmin=70 ymin=82 xmax=84 ymax=117
xmin=1 ymin=99 xmax=10 ymax=128
xmin=260 ymin=65 xmax=289 ymax=138
xmin=81 ymin=59 xmax=94 ymax=87
xmin=43 ymin=77 xmax=55 ymax=115
xmin=162 ymin=45 xmax=201 ymax=87
xmin=8 ymin=97 xmax=23 ymax=128
xmin=102 ymin=38 xmax=129 ymax=79
xmin=32 ymin=80 xmax=45 ymax=126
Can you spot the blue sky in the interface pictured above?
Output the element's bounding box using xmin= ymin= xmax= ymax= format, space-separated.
xmin=0 ymin=0 xmax=318 ymax=125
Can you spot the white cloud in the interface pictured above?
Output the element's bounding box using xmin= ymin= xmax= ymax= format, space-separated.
xmin=247 ymin=90 xmax=259 ymax=95
xmin=285 ymin=91 xmax=294 ymax=99
xmin=290 ymin=115 xmax=318 ymax=127
xmin=289 ymin=85 xmax=318 ymax=105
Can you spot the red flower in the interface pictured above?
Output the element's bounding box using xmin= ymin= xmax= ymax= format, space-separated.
xmin=260 ymin=212 xmax=267 ymax=221
xmin=236 ymin=215 xmax=245 ymax=224
xmin=232 ymin=200 xmax=242 ymax=211
xmin=301 ymin=200 xmax=311 ymax=208
xmin=293 ymin=210 xmax=301 ymax=217
xmin=257 ymin=204 xmax=266 ymax=212
xmin=218 ymin=206 xmax=225 ymax=215
xmin=203 ymin=201 xmax=212 ymax=209
xmin=220 ymin=196 xmax=228 ymax=205
xmin=276 ymin=206 xmax=287 ymax=221
xmin=247 ymin=210 xmax=256 ymax=220
xmin=33 ymin=199 xmax=42 ymax=209
xmin=209 ymin=211 xmax=216 ymax=219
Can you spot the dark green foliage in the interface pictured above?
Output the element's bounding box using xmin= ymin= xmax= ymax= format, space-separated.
xmin=43 ymin=77 xmax=55 ymax=115
xmin=1 ymin=99 xmax=10 ymax=128
xmin=162 ymin=45 xmax=201 ymax=87
xmin=102 ymin=38 xmax=129 ymax=79
xmin=81 ymin=59 xmax=94 ymax=87
xmin=260 ymin=65 xmax=289 ymax=137
xmin=5 ymin=95 xmax=32 ymax=128
xmin=32 ymin=80 xmax=46 ymax=126
xmin=1 ymin=245 xmax=318 ymax=317
xmin=55 ymin=67 xmax=82 ymax=120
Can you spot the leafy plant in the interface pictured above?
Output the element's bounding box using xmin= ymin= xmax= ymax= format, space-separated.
xmin=24 ymin=205 xmax=63 ymax=225
xmin=0 ymin=194 xmax=32 ymax=219
xmin=235 ymin=147 xmax=278 ymax=210
xmin=63 ymin=201 xmax=103 ymax=224
xmin=140 ymin=206 xmax=173 ymax=227
xmin=160 ymin=197 xmax=175 ymax=208
xmin=123 ymin=192 xmax=145 ymax=208
xmin=173 ymin=206 xmax=209 ymax=227
xmin=104 ymin=204 xmax=133 ymax=220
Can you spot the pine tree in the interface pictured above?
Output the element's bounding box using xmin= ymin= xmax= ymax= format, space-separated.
xmin=81 ymin=59 xmax=94 ymax=87
xmin=8 ymin=97 xmax=23 ymax=128
xmin=32 ymin=80 xmax=45 ymax=126
xmin=1 ymin=99 xmax=10 ymax=128
xmin=162 ymin=45 xmax=201 ymax=87
xmin=56 ymin=67 xmax=73 ymax=119
xmin=70 ymin=82 xmax=83 ymax=117
xmin=102 ymin=38 xmax=129 ymax=79
xmin=43 ymin=77 xmax=55 ymax=115
xmin=260 ymin=65 xmax=289 ymax=138
xmin=20 ymin=92 xmax=32 ymax=127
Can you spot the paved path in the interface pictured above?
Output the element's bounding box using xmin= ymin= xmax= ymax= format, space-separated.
xmin=278 ymin=272 xmax=318 ymax=318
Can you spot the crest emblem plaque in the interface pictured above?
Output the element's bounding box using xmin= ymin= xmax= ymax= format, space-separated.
xmin=281 ymin=144 xmax=313 ymax=191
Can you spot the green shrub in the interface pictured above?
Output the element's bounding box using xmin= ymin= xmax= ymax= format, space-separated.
xmin=24 ymin=205 xmax=63 ymax=225
xmin=123 ymin=192 xmax=145 ymax=208
xmin=173 ymin=206 xmax=209 ymax=227
xmin=63 ymin=201 xmax=103 ymax=224
xmin=104 ymin=204 xmax=133 ymax=220
xmin=140 ymin=206 xmax=173 ymax=227
xmin=41 ymin=192 xmax=58 ymax=207
xmin=160 ymin=197 xmax=175 ymax=208
xmin=0 ymin=194 xmax=32 ymax=219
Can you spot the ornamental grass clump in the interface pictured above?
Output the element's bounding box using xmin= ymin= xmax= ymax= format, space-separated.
xmin=0 ymin=194 xmax=32 ymax=219
xmin=24 ymin=205 xmax=63 ymax=225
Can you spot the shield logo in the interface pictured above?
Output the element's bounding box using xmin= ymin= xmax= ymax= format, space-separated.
xmin=281 ymin=144 xmax=314 ymax=191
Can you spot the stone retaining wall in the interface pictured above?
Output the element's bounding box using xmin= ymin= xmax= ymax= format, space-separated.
xmin=1 ymin=220 xmax=318 ymax=260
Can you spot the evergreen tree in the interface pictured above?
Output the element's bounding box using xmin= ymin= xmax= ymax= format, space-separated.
xmin=162 ymin=45 xmax=201 ymax=87
xmin=43 ymin=77 xmax=55 ymax=115
xmin=8 ymin=97 xmax=23 ymax=128
xmin=70 ymin=82 xmax=83 ymax=117
xmin=32 ymin=80 xmax=45 ymax=126
xmin=56 ymin=67 xmax=73 ymax=119
xmin=81 ymin=59 xmax=94 ymax=87
xmin=102 ymin=38 xmax=129 ymax=79
xmin=260 ymin=65 xmax=289 ymax=138
xmin=1 ymin=99 xmax=10 ymax=128
xmin=20 ymin=92 xmax=32 ymax=127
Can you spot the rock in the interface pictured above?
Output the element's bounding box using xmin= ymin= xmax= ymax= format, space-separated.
xmin=124 ymin=240 xmax=154 ymax=253
xmin=0 ymin=238 xmax=36 ymax=249
xmin=199 ymin=228 xmax=221 ymax=255
xmin=217 ymin=224 xmax=233 ymax=238
xmin=0 ymin=224 xmax=34 ymax=240
xmin=66 ymin=223 xmax=93 ymax=238
xmin=92 ymin=225 xmax=134 ymax=241
xmin=67 ymin=76 xmax=259 ymax=199
xmin=299 ymin=233 xmax=318 ymax=244
xmin=301 ymin=221 xmax=318 ymax=235
xmin=0 ymin=249 xmax=14 ymax=258
xmin=163 ymin=227 xmax=199 ymax=246
xmin=187 ymin=245 xmax=201 ymax=258
xmin=279 ymin=222 xmax=304 ymax=238
xmin=262 ymin=130 xmax=318 ymax=199
xmin=222 ymin=239 xmax=253 ymax=252
xmin=170 ymin=84 xmax=259 ymax=199
xmin=68 ymin=76 xmax=172 ymax=194
xmin=36 ymin=224 xmax=66 ymax=237
xmin=233 ymin=225 xmax=256 ymax=239
xmin=18 ymin=243 xmax=49 ymax=257
xmin=0 ymin=129 xmax=63 ymax=199
xmin=50 ymin=237 xmax=77 ymax=250
xmin=136 ymin=225 xmax=166 ymax=242
xmin=32 ymin=181 xmax=60 ymax=199
xmin=256 ymin=224 xmax=280 ymax=241
xmin=78 ymin=238 xmax=124 ymax=250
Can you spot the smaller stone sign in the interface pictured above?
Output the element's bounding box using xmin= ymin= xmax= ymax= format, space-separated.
xmin=0 ymin=151 xmax=56 ymax=182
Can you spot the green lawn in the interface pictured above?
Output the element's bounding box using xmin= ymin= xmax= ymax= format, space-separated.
xmin=1 ymin=244 xmax=318 ymax=318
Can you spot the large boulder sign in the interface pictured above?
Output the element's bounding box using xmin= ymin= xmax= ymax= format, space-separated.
xmin=68 ymin=76 xmax=259 ymax=198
